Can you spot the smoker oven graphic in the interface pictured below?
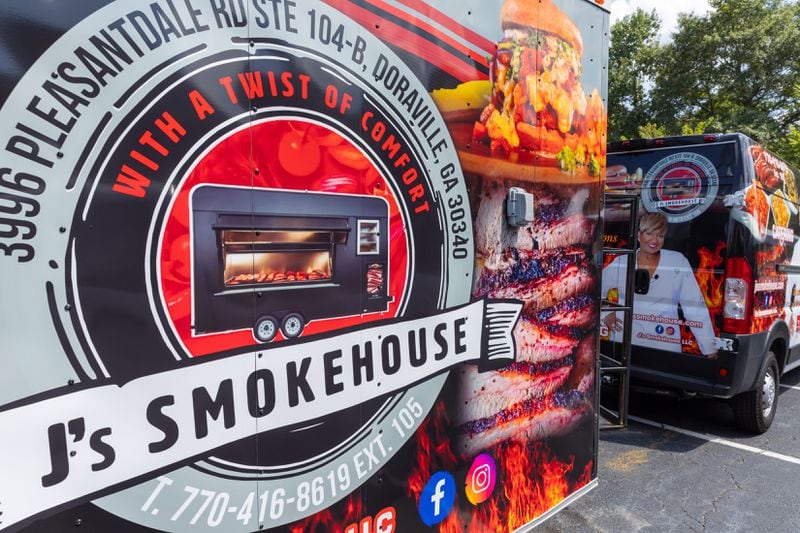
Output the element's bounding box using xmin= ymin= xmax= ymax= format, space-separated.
xmin=191 ymin=185 xmax=392 ymax=342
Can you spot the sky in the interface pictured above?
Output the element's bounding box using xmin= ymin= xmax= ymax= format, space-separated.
xmin=606 ymin=0 xmax=713 ymax=42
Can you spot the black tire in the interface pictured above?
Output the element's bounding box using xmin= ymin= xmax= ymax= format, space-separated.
xmin=281 ymin=312 xmax=305 ymax=338
xmin=732 ymin=352 xmax=779 ymax=433
xmin=253 ymin=315 xmax=279 ymax=343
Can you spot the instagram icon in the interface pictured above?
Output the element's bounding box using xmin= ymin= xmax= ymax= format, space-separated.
xmin=465 ymin=453 xmax=496 ymax=505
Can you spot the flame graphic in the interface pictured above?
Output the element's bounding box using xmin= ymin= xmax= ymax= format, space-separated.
xmin=695 ymin=242 xmax=726 ymax=315
xmin=752 ymin=241 xmax=787 ymax=333
xmin=751 ymin=276 xmax=787 ymax=333
xmin=411 ymin=403 xmax=593 ymax=532
xmin=408 ymin=402 xmax=459 ymax=501
xmin=756 ymin=243 xmax=786 ymax=270
xmin=286 ymin=398 xmax=593 ymax=531
xmin=679 ymin=242 xmax=726 ymax=354
xmin=442 ymin=441 xmax=592 ymax=531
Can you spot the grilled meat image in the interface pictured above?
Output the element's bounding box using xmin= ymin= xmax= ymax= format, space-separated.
xmin=453 ymin=335 xmax=593 ymax=427
xmin=477 ymin=263 xmax=595 ymax=312
xmin=456 ymin=389 xmax=592 ymax=456
xmin=454 ymin=174 xmax=597 ymax=457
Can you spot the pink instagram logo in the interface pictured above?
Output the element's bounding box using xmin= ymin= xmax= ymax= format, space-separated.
xmin=465 ymin=453 xmax=496 ymax=504
xmin=472 ymin=465 xmax=491 ymax=492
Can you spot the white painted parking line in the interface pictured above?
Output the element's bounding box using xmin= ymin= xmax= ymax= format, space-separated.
xmin=780 ymin=384 xmax=800 ymax=391
xmin=629 ymin=415 xmax=800 ymax=466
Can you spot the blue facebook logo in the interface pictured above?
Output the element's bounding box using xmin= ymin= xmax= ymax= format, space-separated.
xmin=418 ymin=471 xmax=456 ymax=526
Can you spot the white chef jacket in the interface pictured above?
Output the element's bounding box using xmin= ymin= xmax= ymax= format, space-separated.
xmin=602 ymin=249 xmax=717 ymax=355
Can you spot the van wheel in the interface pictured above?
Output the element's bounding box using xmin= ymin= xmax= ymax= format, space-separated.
xmin=253 ymin=315 xmax=279 ymax=343
xmin=281 ymin=313 xmax=304 ymax=338
xmin=732 ymin=352 xmax=779 ymax=433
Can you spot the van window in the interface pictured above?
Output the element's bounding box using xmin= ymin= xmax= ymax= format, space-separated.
xmin=606 ymin=141 xmax=735 ymax=266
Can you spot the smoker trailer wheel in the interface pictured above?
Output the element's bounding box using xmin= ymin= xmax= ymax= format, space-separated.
xmin=281 ymin=313 xmax=305 ymax=338
xmin=254 ymin=315 xmax=279 ymax=343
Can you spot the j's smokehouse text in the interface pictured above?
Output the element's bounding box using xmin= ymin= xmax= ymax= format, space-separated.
xmin=0 ymin=300 xmax=525 ymax=529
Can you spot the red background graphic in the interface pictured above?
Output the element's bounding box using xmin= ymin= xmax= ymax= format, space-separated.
xmin=159 ymin=119 xmax=409 ymax=356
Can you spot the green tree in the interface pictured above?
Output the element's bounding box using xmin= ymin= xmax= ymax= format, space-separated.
xmin=649 ymin=0 xmax=800 ymax=164
xmin=775 ymin=84 xmax=800 ymax=166
xmin=779 ymin=126 xmax=800 ymax=167
xmin=607 ymin=9 xmax=662 ymax=141
xmin=638 ymin=122 xmax=667 ymax=138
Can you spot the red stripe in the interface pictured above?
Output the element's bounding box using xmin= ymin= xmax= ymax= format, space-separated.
xmin=391 ymin=0 xmax=497 ymax=53
xmin=360 ymin=0 xmax=490 ymax=69
xmin=323 ymin=0 xmax=487 ymax=83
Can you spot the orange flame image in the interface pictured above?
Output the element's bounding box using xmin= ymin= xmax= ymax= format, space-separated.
xmin=436 ymin=441 xmax=591 ymax=532
xmin=695 ymin=242 xmax=726 ymax=313
xmin=288 ymin=495 xmax=365 ymax=533
xmin=288 ymin=397 xmax=593 ymax=531
xmin=751 ymin=275 xmax=787 ymax=333
xmin=680 ymin=242 xmax=725 ymax=354
xmin=411 ymin=403 xmax=593 ymax=532
xmin=408 ymin=402 xmax=458 ymax=501
xmin=756 ymin=243 xmax=786 ymax=269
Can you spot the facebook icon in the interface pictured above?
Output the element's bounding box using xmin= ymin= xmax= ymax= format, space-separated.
xmin=418 ymin=471 xmax=456 ymax=526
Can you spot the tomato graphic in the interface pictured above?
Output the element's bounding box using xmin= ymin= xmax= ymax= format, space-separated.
xmin=309 ymin=128 xmax=344 ymax=147
xmin=278 ymin=130 xmax=321 ymax=176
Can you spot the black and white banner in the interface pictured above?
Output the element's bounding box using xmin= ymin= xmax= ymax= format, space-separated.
xmin=0 ymin=300 xmax=520 ymax=530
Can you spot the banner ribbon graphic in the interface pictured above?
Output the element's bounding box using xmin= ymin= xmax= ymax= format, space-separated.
xmin=0 ymin=299 xmax=521 ymax=530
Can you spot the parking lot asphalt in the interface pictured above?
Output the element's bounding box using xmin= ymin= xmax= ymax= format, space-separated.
xmin=542 ymin=368 xmax=800 ymax=532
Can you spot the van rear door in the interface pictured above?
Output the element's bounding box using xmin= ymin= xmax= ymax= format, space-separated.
xmin=603 ymin=139 xmax=738 ymax=391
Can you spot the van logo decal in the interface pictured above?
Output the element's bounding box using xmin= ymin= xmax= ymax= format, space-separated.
xmin=641 ymin=152 xmax=719 ymax=223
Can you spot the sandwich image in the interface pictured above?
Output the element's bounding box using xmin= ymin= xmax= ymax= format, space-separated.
xmin=472 ymin=0 xmax=605 ymax=175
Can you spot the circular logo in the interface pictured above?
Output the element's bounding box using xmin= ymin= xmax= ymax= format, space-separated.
xmin=465 ymin=452 xmax=497 ymax=505
xmin=641 ymin=152 xmax=719 ymax=223
xmin=418 ymin=471 xmax=456 ymax=526
xmin=666 ymin=326 xmax=676 ymax=336
xmin=655 ymin=325 xmax=665 ymax=335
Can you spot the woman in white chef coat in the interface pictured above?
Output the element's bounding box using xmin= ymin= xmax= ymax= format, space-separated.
xmin=602 ymin=211 xmax=718 ymax=356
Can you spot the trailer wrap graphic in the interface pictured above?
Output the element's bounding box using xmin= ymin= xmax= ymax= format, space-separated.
xmin=0 ymin=301 xmax=519 ymax=530
xmin=0 ymin=0 xmax=607 ymax=531
xmin=606 ymin=138 xmax=800 ymax=356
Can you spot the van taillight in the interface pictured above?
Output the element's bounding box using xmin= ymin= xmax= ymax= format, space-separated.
xmin=723 ymin=257 xmax=752 ymax=334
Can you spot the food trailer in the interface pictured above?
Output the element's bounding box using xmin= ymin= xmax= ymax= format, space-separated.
xmin=0 ymin=0 xmax=609 ymax=530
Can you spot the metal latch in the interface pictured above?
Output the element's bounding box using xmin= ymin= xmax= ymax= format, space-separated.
xmin=506 ymin=187 xmax=534 ymax=227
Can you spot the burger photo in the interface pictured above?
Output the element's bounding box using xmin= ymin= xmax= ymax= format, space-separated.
xmin=472 ymin=0 xmax=606 ymax=175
